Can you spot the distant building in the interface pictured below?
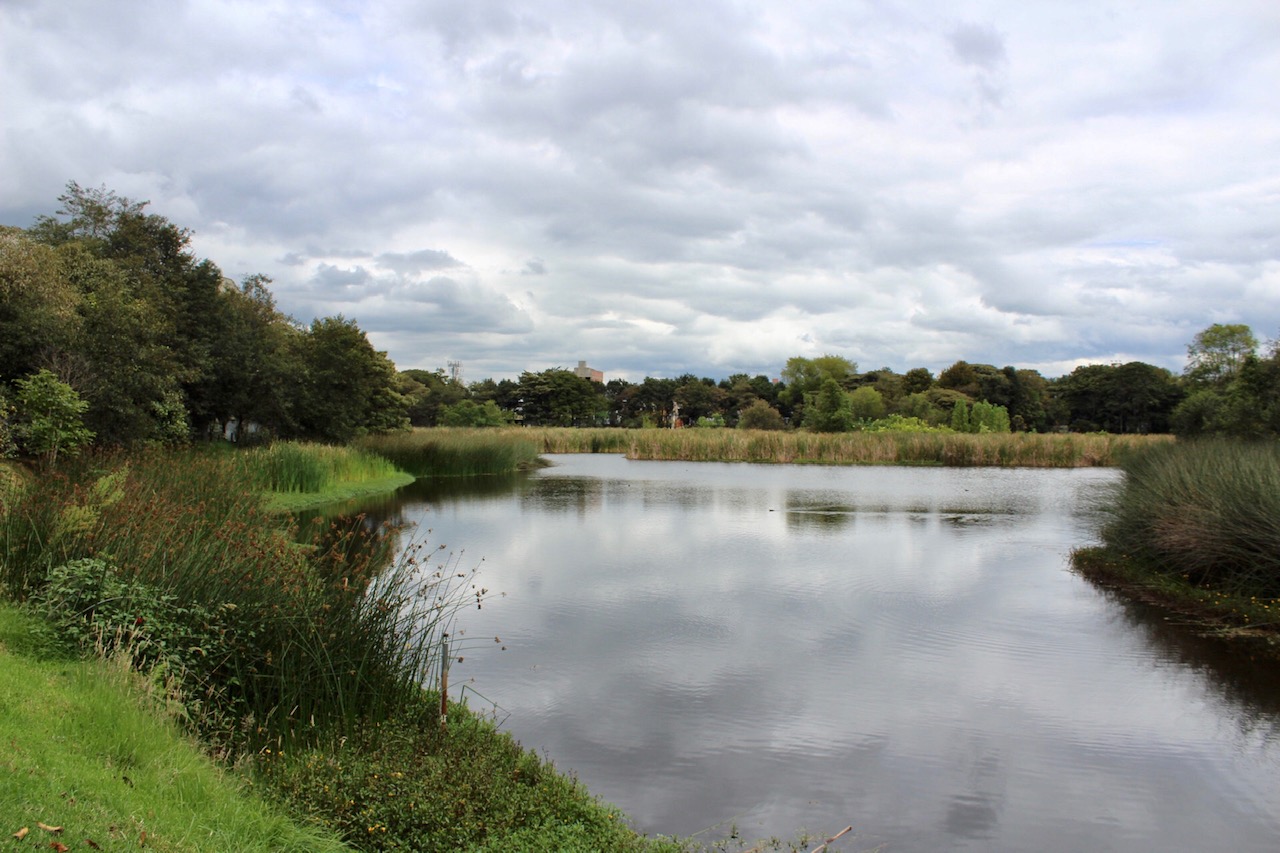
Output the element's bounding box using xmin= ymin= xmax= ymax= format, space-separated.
xmin=574 ymin=360 xmax=604 ymax=383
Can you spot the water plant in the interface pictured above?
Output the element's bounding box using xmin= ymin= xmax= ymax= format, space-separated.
xmin=1099 ymin=439 xmax=1280 ymax=597
xmin=0 ymin=449 xmax=481 ymax=752
xmin=510 ymin=426 xmax=1168 ymax=467
xmin=357 ymin=428 xmax=542 ymax=476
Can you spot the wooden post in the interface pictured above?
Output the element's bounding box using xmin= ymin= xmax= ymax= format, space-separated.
xmin=439 ymin=637 xmax=449 ymax=728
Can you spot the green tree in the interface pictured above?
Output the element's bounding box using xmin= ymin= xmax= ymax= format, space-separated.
xmin=12 ymin=369 xmax=94 ymax=465
xmin=1185 ymin=323 xmax=1258 ymax=387
xmin=297 ymin=316 xmax=408 ymax=442
xmin=439 ymin=399 xmax=512 ymax=427
xmin=847 ymin=385 xmax=887 ymax=422
xmin=516 ymin=369 xmax=606 ymax=426
xmin=674 ymin=376 xmax=728 ymax=423
xmin=950 ymin=398 xmax=971 ymax=432
xmin=803 ymin=378 xmax=855 ymax=432
xmin=903 ymin=367 xmax=934 ymax=395
xmin=780 ymin=354 xmax=856 ymax=420
xmin=0 ymin=229 xmax=81 ymax=382
xmin=736 ymin=399 xmax=786 ymax=430
xmin=970 ymin=401 xmax=1011 ymax=433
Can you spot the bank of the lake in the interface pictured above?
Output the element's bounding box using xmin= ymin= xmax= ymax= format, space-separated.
xmin=0 ymin=446 xmax=811 ymax=852
xmin=0 ymin=602 xmax=351 ymax=853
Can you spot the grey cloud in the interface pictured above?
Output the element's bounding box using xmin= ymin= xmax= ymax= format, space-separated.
xmin=949 ymin=23 xmax=1007 ymax=70
xmin=377 ymin=249 xmax=465 ymax=275
xmin=4 ymin=1 xmax=1279 ymax=381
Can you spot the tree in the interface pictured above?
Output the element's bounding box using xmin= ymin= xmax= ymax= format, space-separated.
xmin=439 ymin=399 xmax=512 ymax=427
xmin=1185 ymin=323 xmax=1258 ymax=387
xmin=950 ymin=398 xmax=971 ymax=432
xmin=515 ymin=369 xmax=606 ymax=427
xmin=674 ymin=376 xmax=728 ymax=423
xmin=12 ymin=370 xmax=94 ymax=466
xmin=779 ymin=355 xmax=856 ymax=419
xmin=803 ymin=378 xmax=855 ymax=432
xmin=0 ymin=230 xmax=81 ymax=382
xmin=297 ymin=316 xmax=408 ymax=442
xmin=736 ymin=400 xmax=786 ymax=430
xmin=903 ymin=367 xmax=934 ymax=395
xmin=847 ymin=386 xmax=886 ymax=422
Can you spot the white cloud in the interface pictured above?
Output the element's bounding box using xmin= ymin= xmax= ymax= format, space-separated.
xmin=3 ymin=0 xmax=1279 ymax=381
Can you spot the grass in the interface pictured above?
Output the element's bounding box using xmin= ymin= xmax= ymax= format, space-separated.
xmin=357 ymin=428 xmax=543 ymax=477
xmin=0 ymin=602 xmax=349 ymax=853
xmin=1072 ymin=439 xmax=1280 ymax=654
xmin=0 ymin=449 xmax=472 ymax=752
xmin=1097 ymin=440 xmax=1280 ymax=596
xmin=515 ymin=427 xmax=1170 ymax=467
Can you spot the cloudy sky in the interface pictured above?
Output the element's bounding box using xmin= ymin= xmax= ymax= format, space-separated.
xmin=3 ymin=1 xmax=1278 ymax=382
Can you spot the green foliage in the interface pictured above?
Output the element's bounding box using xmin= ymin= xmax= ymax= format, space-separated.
xmin=949 ymin=399 xmax=1009 ymax=433
xmin=736 ymin=400 xmax=786 ymax=431
xmin=298 ymin=316 xmax=409 ymax=442
xmin=262 ymin=694 xmax=679 ymax=853
xmin=846 ymin=385 xmax=886 ymax=422
xmin=1101 ymin=441 xmax=1280 ymax=598
xmin=0 ymin=387 xmax=16 ymax=458
xmin=1185 ymin=322 xmax=1257 ymax=387
xmin=515 ymin=369 xmax=606 ymax=427
xmin=694 ymin=413 xmax=727 ymax=428
xmin=802 ymin=378 xmax=855 ymax=432
xmin=0 ymin=450 xmax=476 ymax=752
xmin=440 ymin=399 xmax=513 ymax=427
xmin=358 ymin=428 xmax=541 ymax=477
xmin=12 ymin=369 xmax=94 ymax=464
xmin=861 ymin=414 xmax=948 ymax=433
xmin=1171 ymin=326 xmax=1280 ymax=438
xmin=970 ymin=400 xmax=1011 ymax=433
xmin=1052 ymin=361 xmax=1184 ymax=434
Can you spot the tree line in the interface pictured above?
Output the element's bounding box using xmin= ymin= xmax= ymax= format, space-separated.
xmin=4 ymin=184 xmax=1277 ymax=461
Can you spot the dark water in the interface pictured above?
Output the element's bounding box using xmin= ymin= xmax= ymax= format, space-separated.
xmin=343 ymin=454 xmax=1280 ymax=852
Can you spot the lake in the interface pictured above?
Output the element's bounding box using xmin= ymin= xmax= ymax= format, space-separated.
xmin=346 ymin=454 xmax=1280 ymax=851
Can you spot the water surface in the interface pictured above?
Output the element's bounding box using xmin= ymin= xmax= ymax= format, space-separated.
xmin=355 ymin=454 xmax=1280 ymax=851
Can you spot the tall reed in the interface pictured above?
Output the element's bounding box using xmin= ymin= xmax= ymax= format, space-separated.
xmin=510 ymin=427 xmax=1169 ymax=467
xmin=0 ymin=449 xmax=483 ymax=751
xmin=228 ymin=442 xmax=404 ymax=494
xmin=1101 ymin=440 xmax=1280 ymax=597
xmin=357 ymin=428 xmax=541 ymax=476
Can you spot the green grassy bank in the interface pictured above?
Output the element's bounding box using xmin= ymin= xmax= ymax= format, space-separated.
xmin=1072 ymin=440 xmax=1280 ymax=654
xmin=515 ymin=426 xmax=1169 ymax=467
xmin=1 ymin=447 xmax=839 ymax=851
xmin=0 ymin=603 xmax=349 ymax=853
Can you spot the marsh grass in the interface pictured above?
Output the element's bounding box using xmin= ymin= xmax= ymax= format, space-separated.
xmin=1100 ymin=440 xmax=1280 ymax=597
xmin=516 ymin=427 xmax=1169 ymax=467
xmin=0 ymin=449 xmax=484 ymax=753
xmin=240 ymin=441 xmax=404 ymax=494
xmin=357 ymin=428 xmax=542 ymax=476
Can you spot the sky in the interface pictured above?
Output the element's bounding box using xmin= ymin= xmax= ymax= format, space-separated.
xmin=3 ymin=0 xmax=1279 ymax=383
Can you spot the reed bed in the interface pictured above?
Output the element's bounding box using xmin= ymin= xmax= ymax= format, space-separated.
xmin=514 ymin=427 xmax=1170 ymax=467
xmin=1101 ymin=440 xmax=1280 ymax=597
xmin=0 ymin=448 xmax=481 ymax=752
xmin=357 ymin=428 xmax=542 ymax=476
xmin=235 ymin=441 xmax=404 ymax=494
